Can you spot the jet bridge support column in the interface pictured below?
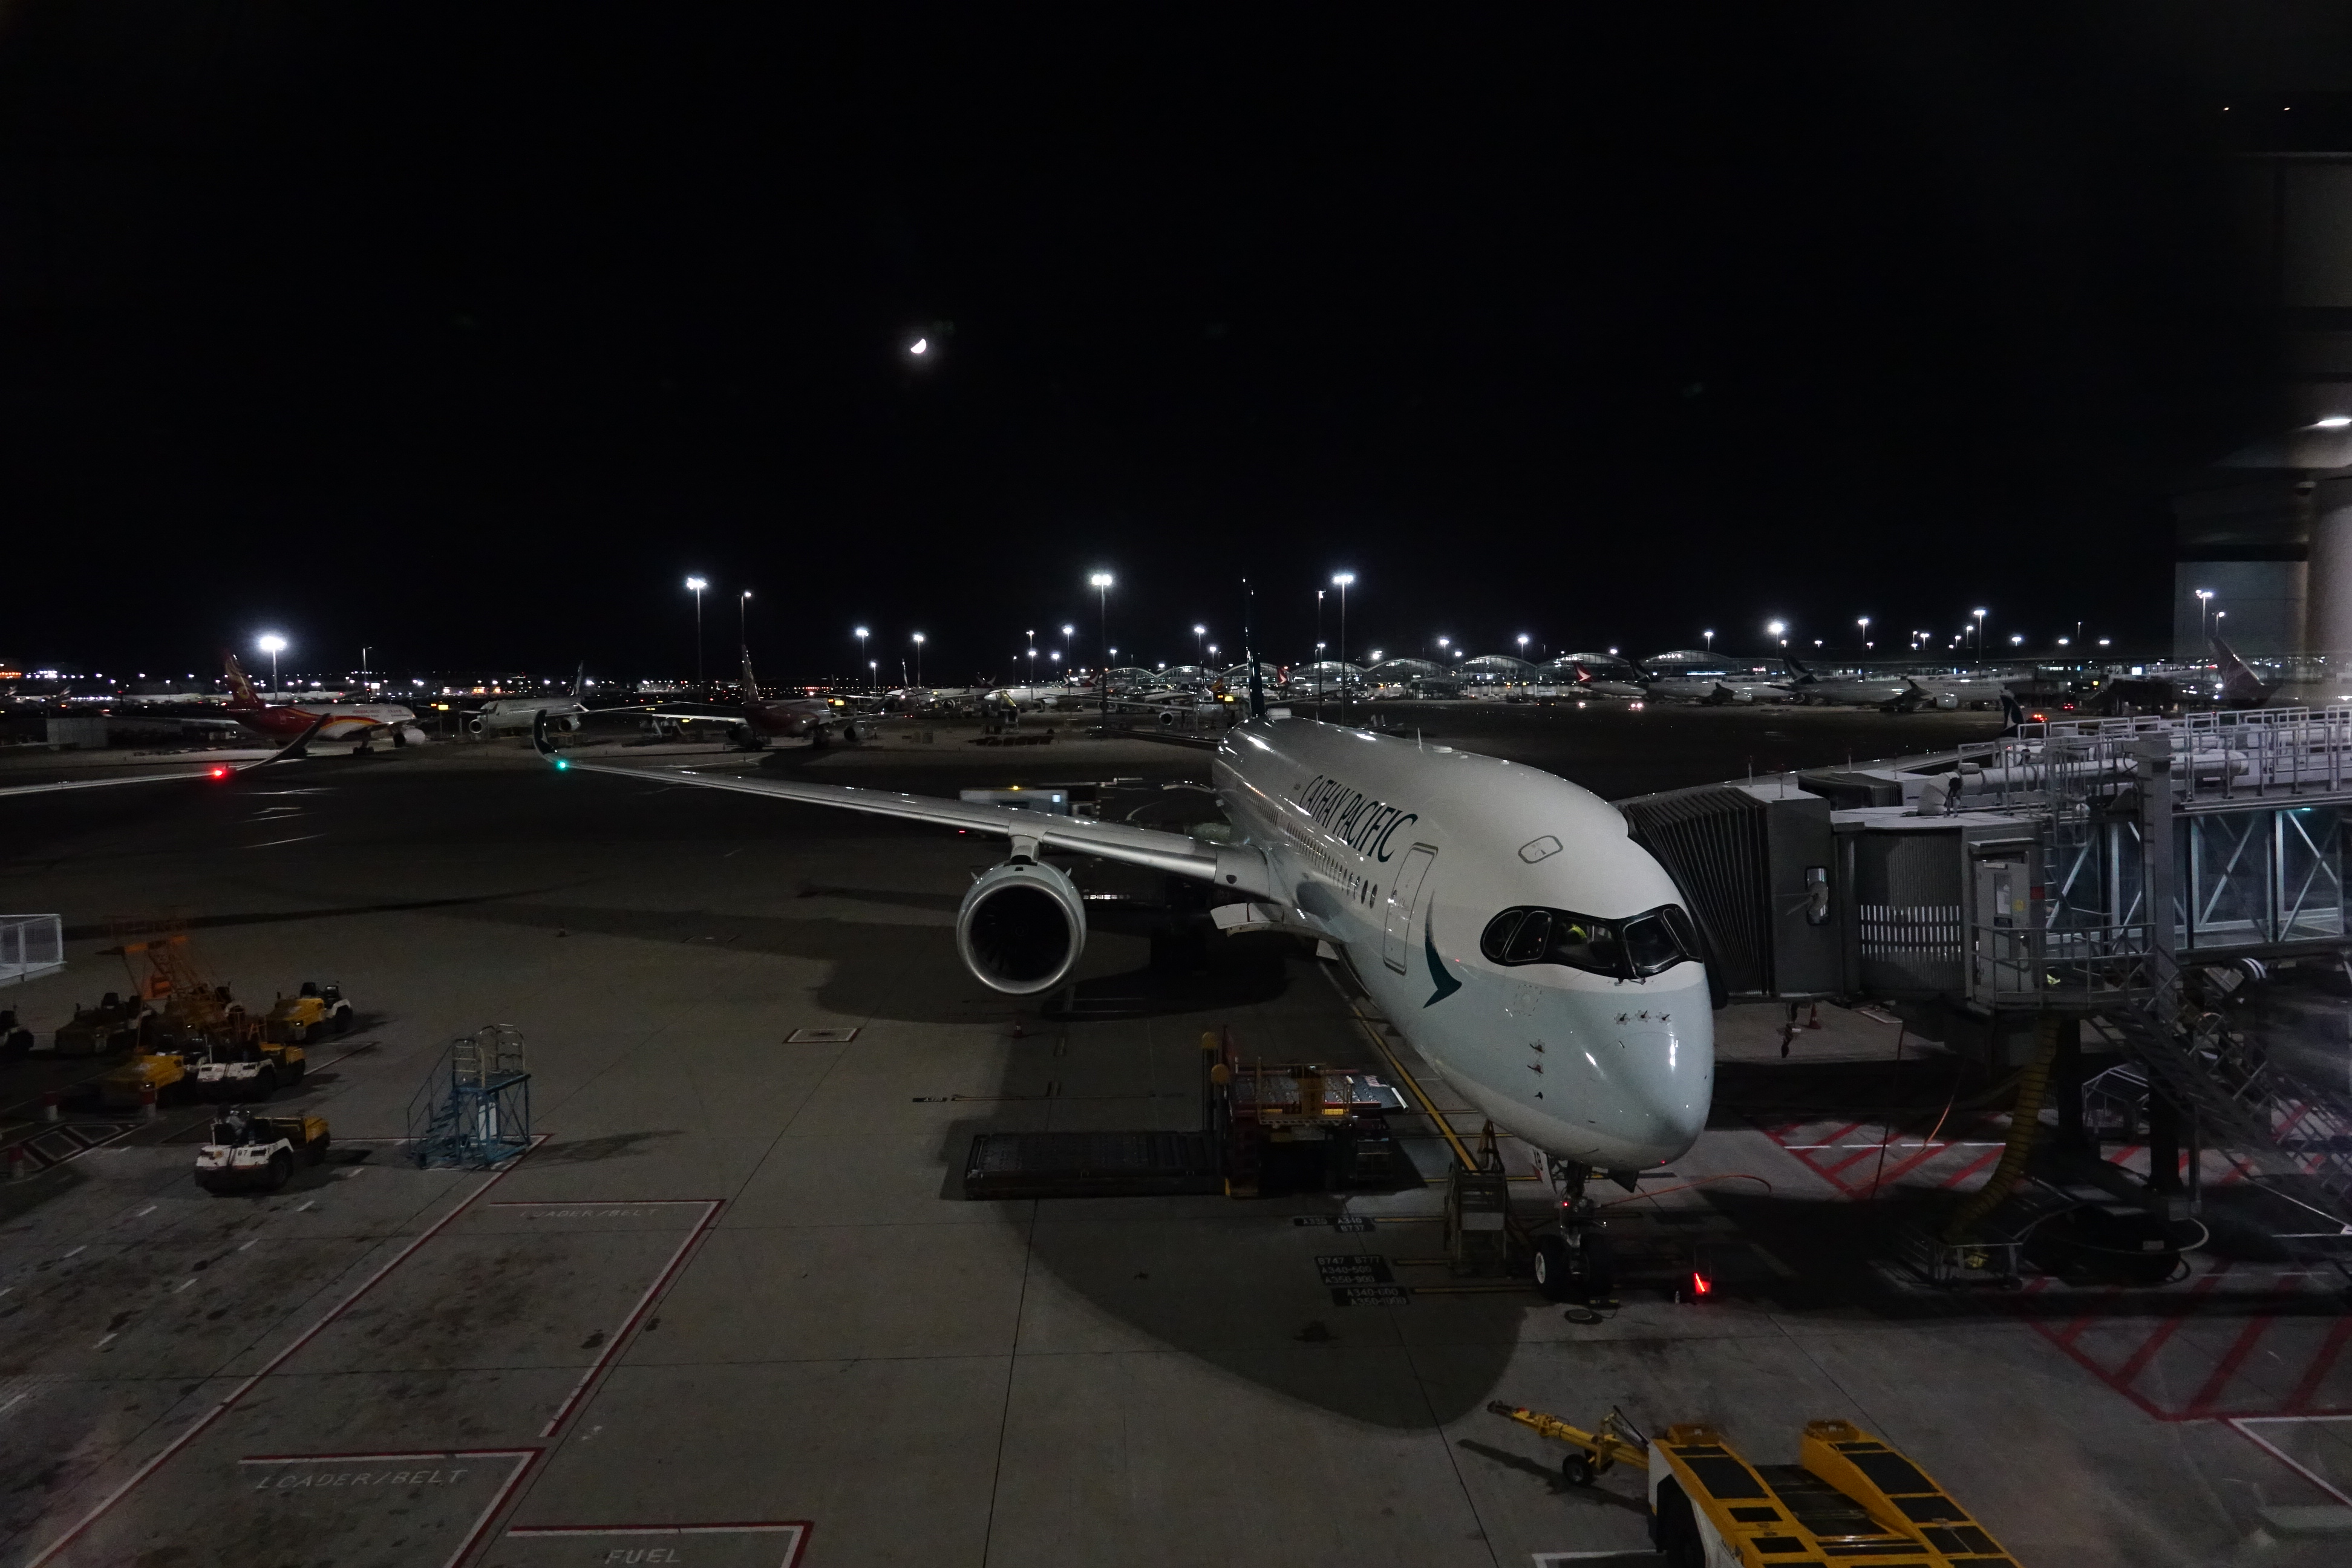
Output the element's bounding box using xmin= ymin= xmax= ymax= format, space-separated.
xmin=2138 ymin=740 xmax=2175 ymax=967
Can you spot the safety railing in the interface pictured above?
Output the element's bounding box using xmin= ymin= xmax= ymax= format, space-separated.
xmin=1945 ymin=707 xmax=2352 ymax=815
xmin=0 ymin=915 xmax=64 ymax=986
xmin=1967 ymin=923 xmax=2158 ymax=1008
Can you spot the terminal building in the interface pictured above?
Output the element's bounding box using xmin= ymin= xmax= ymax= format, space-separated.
xmin=2173 ymin=150 xmax=2352 ymax=658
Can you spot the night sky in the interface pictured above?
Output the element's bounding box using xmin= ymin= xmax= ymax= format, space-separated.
xmin=4 ymin=6 xmax=2348 ymax=683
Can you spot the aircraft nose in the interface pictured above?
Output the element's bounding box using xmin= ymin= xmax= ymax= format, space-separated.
xmin=1560 ymin=979 xmax=1715 ymax=1166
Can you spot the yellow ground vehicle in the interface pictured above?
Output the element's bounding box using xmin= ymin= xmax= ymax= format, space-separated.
xmin=53 ymin=993 xmax=151 ymax=1056
xmin=97 ymin=1048 xmax=197 ymax=1108
xmin=264 ymin=982 xmax=353 ymax=1045
xmin=195 ymin=1109 xmax=330 ymax=1194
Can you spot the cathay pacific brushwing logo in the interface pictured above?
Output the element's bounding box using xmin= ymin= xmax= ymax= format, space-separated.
xmin=1424 ymin=918 xmax=1461 ymax=1007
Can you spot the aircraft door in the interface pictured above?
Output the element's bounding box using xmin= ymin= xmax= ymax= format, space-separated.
xmin=1383 ymin=845 xmax=1439 ymax=973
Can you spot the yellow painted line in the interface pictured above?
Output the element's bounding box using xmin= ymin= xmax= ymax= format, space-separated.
xmin=1341 ymin=1002 xmax=1478 ymax=1173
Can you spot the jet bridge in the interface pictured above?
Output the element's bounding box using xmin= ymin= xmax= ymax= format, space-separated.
xmin=1620 ymin=705 xmax=2352 ymax=1262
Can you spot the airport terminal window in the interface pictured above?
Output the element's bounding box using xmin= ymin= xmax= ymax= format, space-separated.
xmin=1480 ymin=903 xmax=1698 ymax=979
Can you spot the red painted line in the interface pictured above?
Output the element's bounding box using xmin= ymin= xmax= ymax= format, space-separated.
xmin=23 ymin=1138 xmax=547 ymax=1566
xmin=1866 ymin=1138 xmax=1964 ymax=1192
xmin=1935 ymin=1147 xmax=2003 ymax=1191
xmin=1816 ymin=1142 xmax=1892 ymax=1180
xmin=2284 ymin=1314 xmax=2352 ymax=1413
xmin=2186 ymin=1314 xmax=2274 ymax=1416
xmin=2052 ymin=1287 xmax=2123 ymax=1348
xmin=538 ymin=1198 xmax=724 ymax=1438
xmin=2111 ymin=1271 xmax=2227 ymax=1388
xmin=505 ymin=1521 xmax=812 ymax=1564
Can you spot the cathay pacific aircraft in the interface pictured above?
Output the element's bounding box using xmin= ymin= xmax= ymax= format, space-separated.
xmin=535 ymin=671 xmax=1713 ymax=1301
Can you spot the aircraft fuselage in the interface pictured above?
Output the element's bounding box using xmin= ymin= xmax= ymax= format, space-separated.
xmin=1214 ymin=717 xmax=1712 ymax=1172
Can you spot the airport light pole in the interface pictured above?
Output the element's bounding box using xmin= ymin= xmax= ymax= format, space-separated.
xmin=1331 ymin=573 xmax=1354 ymax=713
xmin=1857 ymin=616 xmax=1870 ymax=652
xmin=855 ymin=627 xmax=869 ymax=688
xmin=1091 ymin=572 xmax=1114 ymax=719
xmin=1702 ymin=630 xmax=1714 ymax=653
xmin=912 ymin=632 xmax=925 ymax=687
xmin=684 ymin=577 xmax=708 ymax=687
xmin=739 ymin=590 xmax=752 ymax=654
xmin=257 ymin=634 xmax=287 ymax=699
xmin=1195 ymin=624 xmax=1206 ymax=665
xmin=1767 ymin=620 xmax=1786 ymax=651
xmin=2195 ymin=589 xmax=2213 ymax=644
xmin=1972 ymin=608 xmax=1987 ymax=664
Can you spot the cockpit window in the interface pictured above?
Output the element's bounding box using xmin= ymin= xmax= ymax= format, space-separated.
xmin=1480 ymin=903 xmax=1699 ymax=979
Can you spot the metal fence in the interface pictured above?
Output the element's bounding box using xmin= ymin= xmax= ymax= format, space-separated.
xmin=1950 ymin=707 xmax=2352 ymax=812
xmin=1968 ymin=923 xmax=2158 ymax=1008
xmin=0 ymin=915 xmax=64 ymax=986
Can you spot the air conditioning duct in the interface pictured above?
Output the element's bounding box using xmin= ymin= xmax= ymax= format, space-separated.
xmin=956 ymin=858 xmax=1086 ymax=995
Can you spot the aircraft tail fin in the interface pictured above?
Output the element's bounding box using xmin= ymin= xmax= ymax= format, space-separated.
xmin=1571 ymin=662 xmax=1594 ymax=687
xmin=1783 ymin=653 xmax=1817 ymax=684
xmin=1999 ymin=691 xmax=2026 ymax=734
xmin=740 ymin=645 xmax=759 ymax=701
xmin=2212 ymin=631 xmax=2271 ymax=707
xmin=574 ymin=661 xmax=586 ymax=701
xmin=221 ymin=651 xmax=263 ymax=709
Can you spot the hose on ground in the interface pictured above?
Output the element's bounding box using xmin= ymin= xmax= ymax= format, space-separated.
xmin=1941 ymin=1013 xmax=2062 ymax=1243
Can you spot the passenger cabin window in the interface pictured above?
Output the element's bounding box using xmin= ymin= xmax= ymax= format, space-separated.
xmin=1480 ymin=903 xmax=1699 ymax=979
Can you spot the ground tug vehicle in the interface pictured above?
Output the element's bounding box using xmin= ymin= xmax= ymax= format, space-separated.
xmin=195 ymin=1108 xmax=330 ymax=1194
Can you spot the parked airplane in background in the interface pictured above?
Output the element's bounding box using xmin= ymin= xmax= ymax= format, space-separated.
xmin=472 ymin=664 xmax=601 ymax=736
xmin=2084 ymin=635 xmax=2275 ymax=716
xmin=223 ymin=654 xmax=420 ymax=745
xmin=1569 ymin=662 xmax=1648 ymax=701
xmin=642 ymin=648 xmax=866 ymax=748
xmin=537 ymin=664 xmax=1714 ymax=1302
xmin=1781 ymin=656 xmax=2010 ymax=713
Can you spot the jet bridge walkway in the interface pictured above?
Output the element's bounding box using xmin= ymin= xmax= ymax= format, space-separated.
xmin=1619 ymin=703 xmax=2352 ymax=1270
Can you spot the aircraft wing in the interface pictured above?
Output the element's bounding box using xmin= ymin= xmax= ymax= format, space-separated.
xmin=0 ymin=716 xmax=330 ymax=799
xmin=536 ymin=720 xmax=1275 ymax=897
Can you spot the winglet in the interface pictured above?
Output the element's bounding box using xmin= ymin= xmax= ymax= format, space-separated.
xmin=242 ymin=715 xmax=330 ymax=769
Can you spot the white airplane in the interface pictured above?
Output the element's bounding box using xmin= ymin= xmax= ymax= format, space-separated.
xmin=535 ymin=676 xmax=1714 ymax=1301
xmin=472 ymin=665 xmax=603 ymax=736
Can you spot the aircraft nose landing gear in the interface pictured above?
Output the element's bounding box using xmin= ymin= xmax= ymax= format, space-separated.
xmin=1533 ymin=1157 xmax=1617 ymax=1307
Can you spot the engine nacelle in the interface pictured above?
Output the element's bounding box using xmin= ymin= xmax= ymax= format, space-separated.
xmin=957 ymin=858 xmax=1086 ymax=995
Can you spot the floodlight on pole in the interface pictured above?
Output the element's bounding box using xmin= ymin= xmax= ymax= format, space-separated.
xmin=1194 ymin=624 xmax=1207 ymax=664
xmin=1090 ymin=573 xmax=1114 ymax=718
xmin=1857 ymin=615 xmax=1870 ymax=651
xmin=739 ymin=590 xmax=753 ymax=651
xmin=1972 ymin=607 xmax=1988 ymax=662
xmin=684 ymin=577 xmax=708 ymax=687
xmin=1766 ymin=620 xmax=1786 ymax=648
xmin=855 ymin=627 xmax=870 ymax=688
xmin=1331 ymin=572 xmax=1354 ymax=712
xmin=256 ymin=633 xmax=287 ymax=697
xmin=912 ymin=632 xmax=925 ymax=687
xmin=1702 ymin=630 xmax=1714 ymax=652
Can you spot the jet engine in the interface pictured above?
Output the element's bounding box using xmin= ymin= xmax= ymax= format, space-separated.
xmin=957 ymin=858 xmax=1086 ymax=995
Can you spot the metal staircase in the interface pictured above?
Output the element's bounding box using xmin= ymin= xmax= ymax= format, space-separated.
xmin=2092 ymin=956 xmax=2352 ymax=1246
xmin=406 ymin=1024 xmax=532 ymax=1168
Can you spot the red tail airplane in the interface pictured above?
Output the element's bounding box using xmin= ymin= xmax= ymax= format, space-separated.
xmin=221 ymin=653 xmax=419 ymax=745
